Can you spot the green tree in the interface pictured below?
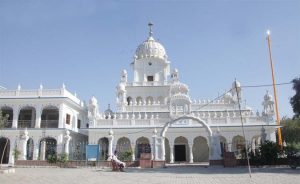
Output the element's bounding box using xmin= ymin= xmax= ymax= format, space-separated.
xmin=0 ymin=110 xmax=9 ymax=168
xmin=281 ymin=117 xmax=300 ymax=144
xmin=290 ymin=77 xmax=300 ymax=118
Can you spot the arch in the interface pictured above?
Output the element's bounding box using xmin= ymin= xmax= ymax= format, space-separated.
xmin=135 ymin=137 xmax=151 ymax=160
xmin=0 ymin=137 xmax=10 ymax=164
xmin=41 ymin=106 xmax=59 ymax=128
xmin=98 ymin=137 xmax=109 ymax=160
xmin=126 ymin=96 xmax=132 ymax=105
xmin=136 ymin=96 xmax=143 ymax=105
xmin=115 ymin=137 xmax=131 ymax=161
xmin=157 ymin=96 xmax=164 ymax=105
xmin=161 ymin=115 xmax=212 ymax=137
xmin=26 ymin=138 xmax=34 ymax=160
xmin=39 ymin=137 xmax=57 ymax=160
xmin=18 ymin=106 xmax=36 ymax=128
xmin=1 ymin=106 xmax=13 ymax=128
xmin=192 ymin=136 xmax=209 ymax=162
xmin=232 ymin=135 xmax=245 ymax=158
xmin=174 ymin=136 xmax=189 ymax=162
xmin=146 ymin=96 xmax=154 ymax=105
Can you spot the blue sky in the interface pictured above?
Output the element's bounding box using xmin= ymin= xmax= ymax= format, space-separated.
xmin=0 ymin=0 xmax=299 ymax=118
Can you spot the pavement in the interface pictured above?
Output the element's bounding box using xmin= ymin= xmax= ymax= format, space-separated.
xmin=1 ymin=166 xmax=300 ymax=184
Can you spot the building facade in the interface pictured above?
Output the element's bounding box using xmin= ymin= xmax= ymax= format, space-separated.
xmin=0 ymin=25 xmax=278 ymax=165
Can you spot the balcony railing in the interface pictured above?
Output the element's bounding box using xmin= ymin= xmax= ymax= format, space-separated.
xmin=18 ymin=120 xmax=34 ymax=128
xmin=41 ymin=120 xmax=59 ymax=128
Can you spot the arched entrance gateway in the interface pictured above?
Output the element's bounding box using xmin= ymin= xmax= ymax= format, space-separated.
xmin=156 ymin=115 xmax=222 ymax=164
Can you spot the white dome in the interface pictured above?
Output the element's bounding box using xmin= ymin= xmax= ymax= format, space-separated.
xmin=170 ymin=82 xmax=189 ymax=94
xmin=135 ymin=36 xmax=167 ymax=60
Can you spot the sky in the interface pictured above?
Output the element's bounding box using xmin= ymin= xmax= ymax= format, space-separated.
xmin=0 ymin=0 xmax=299 ymax=118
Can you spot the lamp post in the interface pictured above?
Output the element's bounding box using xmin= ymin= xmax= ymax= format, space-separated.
xmin=266 ymin=30 xmax=283 ymax=149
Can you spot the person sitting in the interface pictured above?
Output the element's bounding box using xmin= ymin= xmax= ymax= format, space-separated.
xmin=112 ymin=151 xmax=126 ymax=171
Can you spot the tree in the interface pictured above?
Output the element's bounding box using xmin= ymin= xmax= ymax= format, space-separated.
xmin=290 ymin=77 xmax=300 ymax=118
xmin=0 ymin=110 xmax=9 ymax=168
xmin=281 ymin=117 xmax=300 ymax=144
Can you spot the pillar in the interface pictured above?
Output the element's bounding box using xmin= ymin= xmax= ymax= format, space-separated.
xmin=64 ymin=130 xmax=72 ymax=159
xmin=131 ymin=143 xmax=135 ymax=161
xmin=33 ymin=142 xmax=39 ymax=160
xmin=40 ymin=140 xmax=46 ymax=160
xmin=58 ymin=104 xmax=64 ymax=128
xmin=107 ymin=130 xmax=114 ymax=160
xmin=12 ymin=106 xmax=19 ymax=128
xmin=35 ymin=106 xmax=42 ymax=128
xmin=19 ymin=129 xmax=29 ymax=160
xmin=170 ymin=144 xmax=174 ymax=163
xmin=161 ymin=137 xmax=165 ymax=161
xmin=209 ymin=135 xmax=222 ymax=161
xmin=189 ymin=143 xmax=193 ymax=163
xmin=8 ymin=138 xmax=15 ymax=166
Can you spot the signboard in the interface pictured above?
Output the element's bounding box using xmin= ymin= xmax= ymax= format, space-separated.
xmin=86 ymin=144 xmax=100 ymax=161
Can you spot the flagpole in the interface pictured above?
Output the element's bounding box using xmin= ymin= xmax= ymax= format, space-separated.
xmin=266 ymin=30 xmax=283 ymax=149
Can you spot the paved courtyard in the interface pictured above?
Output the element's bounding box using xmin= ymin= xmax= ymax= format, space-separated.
xmin=1 ymin=166 xmax=300 ymax=184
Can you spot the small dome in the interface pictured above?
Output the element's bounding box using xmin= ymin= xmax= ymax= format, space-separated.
xmin=264 ymin=91 xmax=273 ymax=101
xmin=224 ymin=92 xmax=233 ymax=100
xmin=232 ymin=80 xmax=241 ymax=89
xmin=135 ymin=37 xmax=166 ymax=60
xmin=170 ymin=82 xmax=189 ymax=94
xmin=135 ymin=23 xmax=167 ymax=60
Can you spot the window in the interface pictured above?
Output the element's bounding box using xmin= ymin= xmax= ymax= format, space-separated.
xmin=147 ymin=76 xmax=154 ymax=82
xmin=66 ymin=114 xmax=71 ymax=125
xmin=77 ymin=119 xmax=81 ymax=129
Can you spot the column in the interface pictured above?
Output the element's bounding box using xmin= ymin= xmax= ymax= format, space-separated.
xmin=40 ymin=140 xmax=46 ymax=160
xmin=35 ymin=106 xmax=42 ymax=128
xmin=209 ymin=135 xmax=222 ymax=160
xmin=58 ymin=104 xmax=64 ymax=128
xmin=189 ymin=143 xmax=193 ymax=163
xmin=20 ymin=129 xmax=29 ymax=160
xmin=152 ymin=129 xmax=157 ymax=160
xmin=64 ymin=130 xmax=72 ymax=159
xmin=107 ymin=130 xmax=114 ymax=160
xmin=33 ymin=142 xmax=39 ymax=160
xmin=131 ymin=143 xmax=136 ymax=161
xmin=161 ymin=137 xmax=165 ymax=161
xmin=170 ymin=144 xmax=174 ymax=163
xmin=8 ymin=138 xmax=16 ymax=166
xmin=12 ymin=106 xmax=19 ymax=128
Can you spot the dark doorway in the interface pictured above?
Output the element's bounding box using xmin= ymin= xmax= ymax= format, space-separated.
xmin=0 ymin=137 xmax=10 ymax=164
xmin=174 ymin=145 xmax=186 ymax=162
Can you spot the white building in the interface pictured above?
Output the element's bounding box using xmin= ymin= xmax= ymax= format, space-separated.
xmin=0 ymin=24 xmax=277 ymax=166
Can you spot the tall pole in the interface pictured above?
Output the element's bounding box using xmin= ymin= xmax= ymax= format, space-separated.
xmin=266 ymin=30 xmax=283 ymax=148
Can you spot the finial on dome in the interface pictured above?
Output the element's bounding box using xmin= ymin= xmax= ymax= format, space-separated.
xmin=148 ymin=22 xmax=153 ymax=38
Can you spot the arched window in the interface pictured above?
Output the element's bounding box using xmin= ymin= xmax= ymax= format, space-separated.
xmin=127 ymin=97 xmax=132 ymax=106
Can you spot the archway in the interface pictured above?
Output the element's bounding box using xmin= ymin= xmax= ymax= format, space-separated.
xmin=161 ymin=115 xmax=212 ymax=137
xmin=98 ymin=137 xmax=109 ymax=160
xmin=0 ymin=137 xmax=10 ymax=164
xmin=41 ymin=106 xmax=59 ymax=128
xmin=18 ymin=106 xmax=36 ymax=128
xmin=116 ymin=137 xmax=131 ymax=161
xmin=39 ymin=137 xmax=57 ymax=160
xmin=192 ymin=136 xmax=209 ymax=162
xmin=26 ymin=138 xmax=34 ymax=160
xmin=1 ymin=106 xmax=13 ymax=128
xmin=174 ymin=136 xmax=189 ymax=162
xmin=232 ymin=135 xmax=245 ymax=158
xmin=135 ymin=137 xmax=151 ymax=160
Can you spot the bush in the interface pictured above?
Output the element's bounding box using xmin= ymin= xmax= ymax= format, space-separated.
xmin=47 ymin=154 xmax=57 ymax=163
xmin=259 ymin=141 xmax=280 ymax=165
